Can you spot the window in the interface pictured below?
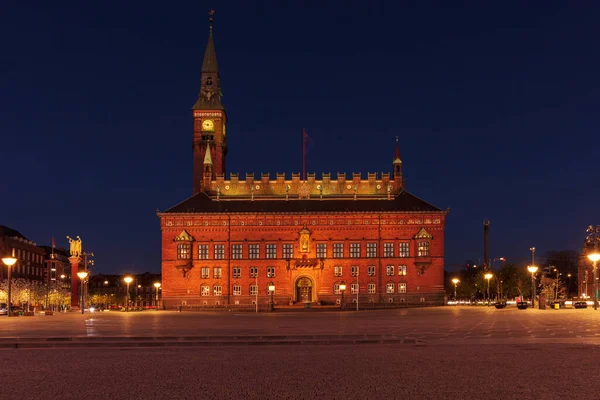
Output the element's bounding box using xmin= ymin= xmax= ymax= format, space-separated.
xmin=201 ymin=285 xmax=210 ymax=296
xmin=368 ymin=283 xmax=376 ymax=294
xmin=334 ymin=266 xmax=343 ymax=277
xmin=351 ymin=265 xmax=359 ymax=277
xmin=399 ymin=242 xmax=410 ymax=257
xmin=350 ymin=243 xmax=360 ymax=258
xmin=213 ymin=285 xmax=222 ymax=296
xmin=316 ymin=243 xmax=327 ymax=258
xmin=398 ymin=283 xmax=407 ymax=293
xmin=201 ymin=267 xmax=210 ymax=279
xmin=398 ymin=265 xmax=407 ymax=276
xmin=250 ymin=267 xmax=258 ymax=278
xmin=266 ymin=244 xmax=276 ymax=259
xmin=384 ymin=243 xmax=394 ymax=257
xmin=249 ymin=244 xmax=260 ymax=259
xmin=368 ymin=265 xmax=376 ymax=276
xmin=386 ymin=283 xmax=395 ymax=293
xmin=177 ymin=243 xmax=191 ymax=259
xmin=214 ymin=244 xmax=225 ymax=260
xmin=250 ymin=285 xmax=258 ymax=296
xmin=233 ymin=267 xmax=241 ymax=278
xmin=386 ymin=265 xmax=394 ymax=276
xmin=213 ymin=267 xmax=222 ymax=279
xmin=334 ymin=283 xmax=341 ymax=294
xmin=333 ymin=243 xmax=344 ymax=258
xmin=367 ymin=243 xmax=377 ymax=258
xmin=418 ymin=241 xmax=430 ymax=257
xmin=233 ymin=285 xmax=241 ymax=296
xmin=267 ymin=267 xmax=276 ymax=278
xmin=198 ymin=244 xmax=209 ymax=259
xmin=232 ymin=244 xmax=242 ymax=259
xmin=283 ymin=244 xmax=293 ymax=259
xmin=351 ymin=283 xmax=359 ymax=294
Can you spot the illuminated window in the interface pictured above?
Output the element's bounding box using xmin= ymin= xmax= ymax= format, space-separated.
xmin=201 ymin=285 xmax=210 ymax=296
xmin=386 ymin=283 xmax=394 ymax=293
xmin=213 ymin=285 xmax=222 ymax=296
xmin=214 ymin=244 xmax=225 ymax=260
xmin=399 ymin=242 xmax=410 ymax=257
xmin=213 ymin=267 xmax=222 ymax=279
xmin=201 ymin=267 xmax=210 ymax=279
xmin=351 ymin=265 xmax=359 ymax=277
xmin=384 ymin=243 xmax=394 ymax=257
xmin=266 ymin=244 xmax=276 ymax=259
xmin=367 ymin=265 xmax=376 ymax=276
xmin=367 ymin=243 xmax=377 ymax=258
xmin=334 ymin=266 xmax=343 ymax=277
xmin=398 ymin=283 xmax=407 ymax=293
xmin=350 ymin=243 xmax=361 ymax=258
xmin=267 ymin=267 xmax=276 ymax=278
xmin=418 ymin=241 xmax=430 ymax=257
xmin=177 ymin=244 xmax=190 ymax=259
xmin=386 ymin=265 xmax=394 ymax=276
xmin=233 ymin=267 xmax=241 ymax=278
xmin=198 ymin=244 xmax=209 ymax=259
xmin=398 ymin=265 xmax=407 ymax=276
xmin=232 ymin=244 xmax=242 ymax=259
xmin=316 ymin=243 xmax=327 ymax=258
xmin=233 ymin=285 xmax=241 ymax=296
xmin=351 ymin=283 xmax=359 ymax=294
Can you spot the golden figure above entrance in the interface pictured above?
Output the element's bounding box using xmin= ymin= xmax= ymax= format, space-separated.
xmin=299 ymin=225 xmax=311 ymax=253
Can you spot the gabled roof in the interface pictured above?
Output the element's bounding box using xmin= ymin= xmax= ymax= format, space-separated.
xmin=163 ymin=191 xmax=444 ymax=214
xmin=0 ymin=225 xmax=30 ymax=241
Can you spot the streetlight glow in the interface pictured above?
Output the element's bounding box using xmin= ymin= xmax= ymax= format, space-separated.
xmin=124 ymin=276 xmax=133 ymax=312
xmin=527 ymin=265 xmax=538 ymax=274
xmin=588 ymin=253 xmax=600 ymax=263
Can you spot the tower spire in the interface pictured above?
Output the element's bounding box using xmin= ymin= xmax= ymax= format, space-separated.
xmin=193 ymin=9 xmax=223 ymax=110
xmin=393 ymin=136 xmax=402 ymax=184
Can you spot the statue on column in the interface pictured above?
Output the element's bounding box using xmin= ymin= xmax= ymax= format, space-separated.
xmin=66 ymin=235 xmax=83 ymax=257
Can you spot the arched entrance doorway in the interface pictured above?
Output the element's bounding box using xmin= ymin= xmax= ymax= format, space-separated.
xmin=296 ymin=277 xmax=313 ymax=303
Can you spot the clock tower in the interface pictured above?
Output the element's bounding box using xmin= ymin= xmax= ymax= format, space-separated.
xmin=192 ymin=13 xmax=227 ymax=195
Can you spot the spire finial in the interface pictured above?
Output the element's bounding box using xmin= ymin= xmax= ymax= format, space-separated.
xmin=209 ymin=9 xmax=215 ymax=33
xmin=395 ymin=136 xmax=398 ymax=143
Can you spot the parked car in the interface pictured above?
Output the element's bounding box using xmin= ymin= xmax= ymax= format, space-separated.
xmin=516 ymin=301 xmax=529 ymax=310
xmin=574 ymin=301 xmax=588 ymax=309
xmin=494 ymin=301 xmax=507 ymax=309
xmin=0 ymin=306 xmax=7 ymax=315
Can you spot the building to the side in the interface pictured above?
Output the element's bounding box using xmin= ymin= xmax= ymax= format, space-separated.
xmin=0 ymin=225 xmax=46 ymax=282
xmin=157 ymin=19 xmax=449 ymax=309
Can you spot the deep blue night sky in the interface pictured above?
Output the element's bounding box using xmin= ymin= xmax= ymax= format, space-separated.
xmin=2 ymin=1 xmax=599 ymax=274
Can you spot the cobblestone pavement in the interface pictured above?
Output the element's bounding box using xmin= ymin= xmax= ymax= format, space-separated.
xmin=1 ymin=306 xmax=600 ymax=345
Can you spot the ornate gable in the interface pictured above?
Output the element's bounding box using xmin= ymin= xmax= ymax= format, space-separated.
xmin=413 ymin=228 xmax=433 ymax=240
xmin=174 ymin=229 xmax=195 ymax=242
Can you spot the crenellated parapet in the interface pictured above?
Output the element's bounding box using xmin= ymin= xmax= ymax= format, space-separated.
xmin=202 ymin=172 xmax=403 ymax=198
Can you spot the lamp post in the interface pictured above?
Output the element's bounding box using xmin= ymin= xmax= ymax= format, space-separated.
xmin=2 ymin=250 xmax=17 ymax=316
xmin=484 ymin=273 xmax=493 ymax=304
xmin=124 ymin=276 xmax=133 ymax=312
xmin=451 ymin=278 xmax=459 ymax=302
xmin=154 ymin=282 xmax=161 ymax=310
xmin=339 ymin=281 xmax=346 ymax=309
xmin=76 ymin=270 xmax=88 ymax=314
xmin=588 ymin=253 xmax=600 ymax=311
xmin=268 ymin=282 xmax=275 ymax=312
xmin=527 ymin=265 xmax=538 ymax=308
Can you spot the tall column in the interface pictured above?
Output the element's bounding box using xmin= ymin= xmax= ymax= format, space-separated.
xmin=69 ymin=256 xmax=82 ymax=309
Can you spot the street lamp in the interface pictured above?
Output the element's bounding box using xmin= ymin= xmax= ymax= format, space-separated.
xmin=154 ymin=282 xmax=161 ymax=310
xmin=76 ymin=270 xmax=88 ymax=314
xmin=339 ymin=281 xmax=346 ymax=309
xmin=268 ymin=282 xmax=275 ymax=312
xmin=588 ymin=252 xmax=600 ymax=311
xmin=451 ymin=278 xmax=460 ymax=302
xmin=2 ymin=250 xmax=17 ymax=316
xmin=484 ymin=273 xmax=493 ymax=304
xmin=124 ymin=276 xmax=133 ymax=312
xmin=527 ymin=265 xmax=538 ymax=308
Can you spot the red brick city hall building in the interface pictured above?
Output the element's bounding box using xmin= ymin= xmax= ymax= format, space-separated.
xmin=157 ymin=21 xmax=448 ymax=309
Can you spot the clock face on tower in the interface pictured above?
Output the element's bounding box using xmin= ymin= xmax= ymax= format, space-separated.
xmin=201 ymin=119 xmax=215 ymax=131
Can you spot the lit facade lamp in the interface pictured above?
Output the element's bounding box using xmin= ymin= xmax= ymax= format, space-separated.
xmin=484 ymin=273 xmax=493 ymax=304
xmin=268 ymin=282 xmax=275 ymax=312
xmin=2 ymin=250 xmax=17 ymax=316
xmin=451 ymin=278 xmax=460 ymax=302
xmin=339 ymin=281 xmax=346 ymax=309
xmin=588 ymin=252 xmax=600 ymax=311
xmin=124 ymin=276 xmax=133 ymax=312
xmin=154 ymin=282 xmax=161 ymax=311
xmin=76 ymin=270 xmax=89 ymax=314
xmin=527 ymin=265 xmax=538 ymax=308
